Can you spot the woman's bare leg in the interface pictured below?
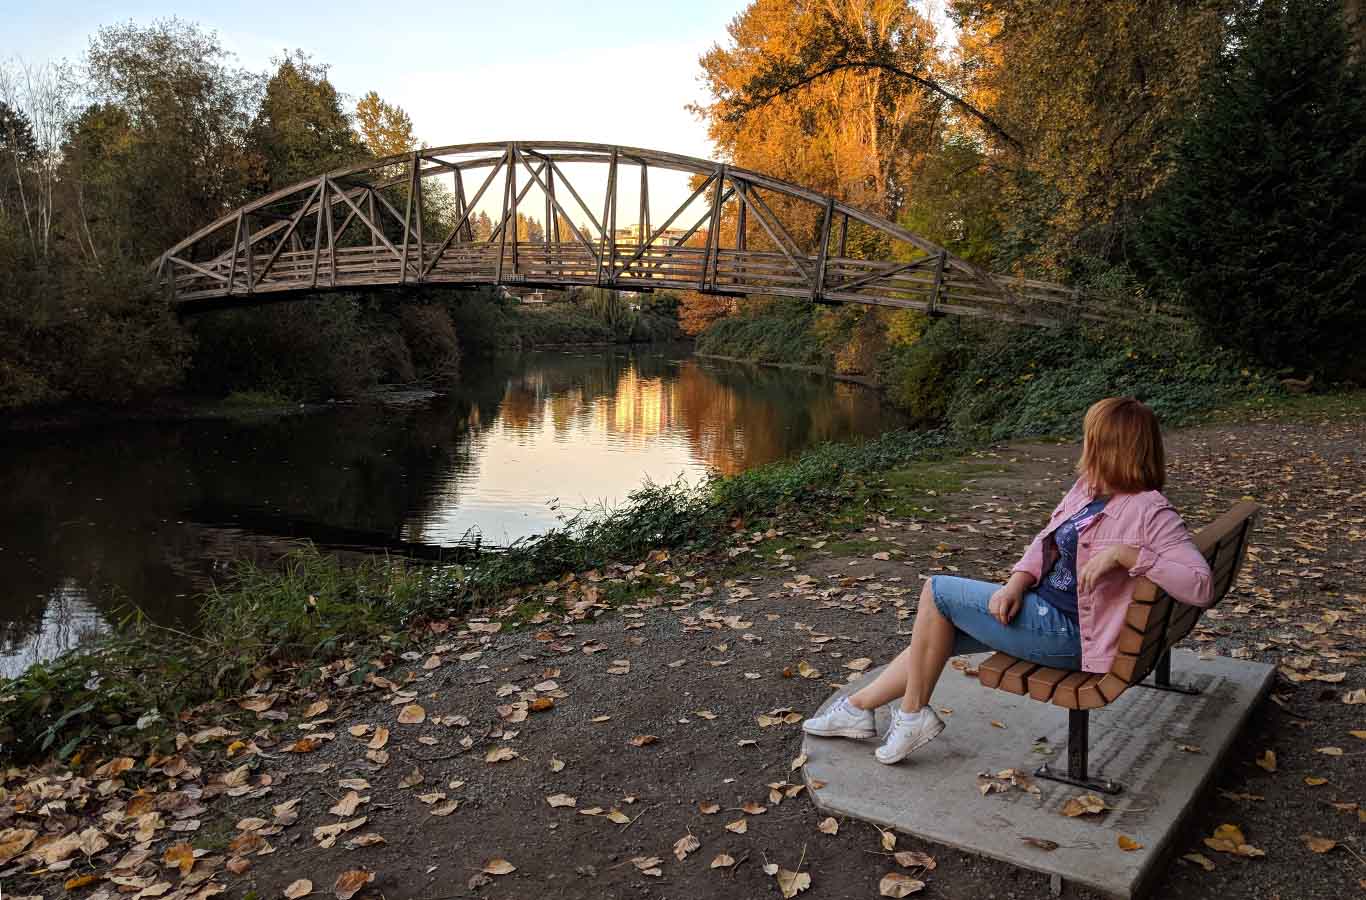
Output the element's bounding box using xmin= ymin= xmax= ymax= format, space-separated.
xmin=848 ymin=578 xmax=957 ymax=712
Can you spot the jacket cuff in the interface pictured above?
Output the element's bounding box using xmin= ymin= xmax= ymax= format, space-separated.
xmin=1128 ymin=545 xmax=1158 ymax=577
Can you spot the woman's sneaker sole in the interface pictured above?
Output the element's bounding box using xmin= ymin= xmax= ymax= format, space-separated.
xmin=801 ymin=723 xmax=877 ymax=740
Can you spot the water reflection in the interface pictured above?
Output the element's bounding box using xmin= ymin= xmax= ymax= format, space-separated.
xmin=0 ymin=346 xmax=900 ymax=674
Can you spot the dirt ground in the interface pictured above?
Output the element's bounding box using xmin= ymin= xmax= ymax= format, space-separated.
xmin=5 ymin=408 xmax=1364 ymax=900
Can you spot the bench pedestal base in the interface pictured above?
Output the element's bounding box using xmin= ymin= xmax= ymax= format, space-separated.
xmin=802 ymin=652 xmax=1275 ymax=899
xmin=1033 ymin=708 xmax=1124 ymax=795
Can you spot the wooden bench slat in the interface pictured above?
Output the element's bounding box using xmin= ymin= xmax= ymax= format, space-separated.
xmin=1052 ymin=671 xmax=1091 ymax=709
xmin=978 ymin=653 xmax=1016 ymax=689
xmin=1001 ymin=660 xmax=1038 ymax=695
xmin=1028 ymin=667 xmax=1070 ymax=702
xmin=1076 ymin=674 xmax=1109 ymax=709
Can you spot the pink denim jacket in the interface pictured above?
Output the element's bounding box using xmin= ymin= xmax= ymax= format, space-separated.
xmin=1012 ymin=477 xmax=1213 ymax=673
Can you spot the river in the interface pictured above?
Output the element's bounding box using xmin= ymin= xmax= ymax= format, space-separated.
xmin=0 ymin=344 xmax=904 ymax=677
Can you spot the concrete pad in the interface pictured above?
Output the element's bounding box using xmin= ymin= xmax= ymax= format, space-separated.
xmin=801 ymin=650 xmax=1274 ymax=899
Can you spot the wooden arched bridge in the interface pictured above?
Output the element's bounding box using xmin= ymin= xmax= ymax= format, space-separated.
xmin=155 ymin=141 xmax=1091 ymax=324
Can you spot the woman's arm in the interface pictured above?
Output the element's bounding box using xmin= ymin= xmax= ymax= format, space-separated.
xmin=1078 ymin=507 xmax=1213 ymax=606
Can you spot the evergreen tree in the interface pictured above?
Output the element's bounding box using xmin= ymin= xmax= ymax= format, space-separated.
xmin=1139 ymin=0 xmax=1366 ymax=377
xmin=247 ymin=52 xmax=366 ymax=189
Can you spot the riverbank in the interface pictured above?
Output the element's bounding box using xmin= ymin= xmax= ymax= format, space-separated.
xmin=3 ymin=390 xmax=1362 ymax=899
xmin=694 ymin=352 xmax=880 ymax=388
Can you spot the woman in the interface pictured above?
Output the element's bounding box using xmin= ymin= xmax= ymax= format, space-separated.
xmin=803 ymin=397 xmax=1213 ymax=764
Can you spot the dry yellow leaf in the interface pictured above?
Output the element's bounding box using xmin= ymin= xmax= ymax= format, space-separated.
xmin=284 ymin=879 xmax=313 ymax=898
xmin=483 ymin=858 xmax=516 ymax=875
xmin=878 ymin=872 xmax=925 ymax=897
xmin=1061 ymin=793 xmax=1107 ymax=817
xmin=725 ymin=817 xmax=748 ymax=834
xmin=1255 ymin=750 xmax=1276 ymax=772
xmin=1182 ymin=853 xmax=1215 ymax=871
xmin=163 ymin=842 xmax=196 ymax=876
xmin=1301 ymin=834 xmax=1337 ymax=854
xmin=893 ymin=851 xmax=936 ymax=869
xmin=1117 ymin=835 xmax=1143 ymax=851
xmin=776 ymin=868 xmax=811 ymax=897
xmin=673 ymin=834 xmax=700 ymax=861
xmin=368 ymin=727 xmax=389 ymax=750
xmin=398 ymin=704 xmax=426 ymax=725
xmin=333 ymin=869 xmax=373 ymax=900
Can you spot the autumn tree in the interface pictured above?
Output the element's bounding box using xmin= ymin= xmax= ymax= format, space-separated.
xmin=355 ymin=91 xmax=417 ymax=158
xmin=950 ymin=0 xmax=1237 ymax=265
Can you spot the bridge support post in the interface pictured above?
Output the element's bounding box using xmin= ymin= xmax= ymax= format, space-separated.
xmin=700 ymin=165 xmax=725 ymax=292
xmin=810 ymin=198 xmax=834 ymax=303
xmin=930 ymin=250 xmax=948 ymax=316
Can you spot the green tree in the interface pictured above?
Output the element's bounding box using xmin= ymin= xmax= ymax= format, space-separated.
xmin=1139 ymin=0 xmax=1366 ymax=377
xmin=77 ymin=19 xmax=258 ymax=259
xmin=246 ymin=52 xmax=366 ymax=189
xmin=355 ymin=91 xmax=416 ymax=158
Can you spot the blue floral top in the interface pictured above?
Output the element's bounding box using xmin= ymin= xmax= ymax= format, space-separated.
xmin=1035 ymin=497 xmax=1109 ymax=619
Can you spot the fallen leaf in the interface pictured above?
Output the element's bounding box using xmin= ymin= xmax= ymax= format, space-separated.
xmin=550 ymin=757 xmax=566 ymax=772
xmin=797 ymin=660 xmax=821 ymax=679
xmin=482 ymin=858 xmax=516 ymax=876
xmin=632 ymin=855 xmax=664 ymax=877
xmin=305 ymin=701 xmax=329 ymax=718
xmin=818 ymin=817 xmax=839 ymax=835
xmin=725 ymin=817 xmax=748 ymax=834
xmin=629 ymin=734 xmax=658 ymax=747
xmin=1255 ymin=750 xmax=1277 ymax=772
xmin=1301 ymin=834 xmax=1337 ymax=854
xmin=1020 ymin=837 xmax=1058 ymax=852
xmin=790 ymin=753 xmax=808 ymax=771
xmin=699 ymin=801 xmax=720 ymax=815
xmin=333 ymin=870 xmax=373 ymax=900
xmin=329 ymin=791 xmax=367 ymax=817
xmin=893 ymin=851 xmax=936 ymax=869
xmin=163 ymin=842 xmax=196 ymax=876
xmin=1061 ymin=793 xmax=1108 ymax=817
xmin=398 ymin=704 xmax=426 ymax=725
xmin=1343 ymin=689 xmax=1365 ymax=704
xmin=368 ymin=727 xmax=389 ymax=750
xmin=878 ymin=872 xmax=924 ymax=897
xmin=711 ymin=853 xmax=736 ymax=869
xmin=845 ymin=658 xmax=873 ymax=672
xmin=1315 ymin=746 xmax=1343 ymax=756
xmin=546 ymin=793 xmax=576 ymax=808
xmin=284 ymin=879 xmax=314 ymax=899
xmin=0 ymin=827 xmax=37 ymax=865
xmin=1182 ymin=853 xmax=1215 ymax=871
xmin=606 ymin=808 xmax=632 ymax=824
xmin=673 ymin=834 xmax=700 ymax=861
xmin=485 ymin=747 xmax=518 ymax=764
xmin=881 ymin=829 xmax=896 ymax=851
xmin=1117 ymin=835 xmax=1143 ymax=851
xmin=1203 ymin=823 xmax=1265 ymax=858
xmin=1304 ymin=776 xmax=1328 ymax=786
xmin=776 ymin=868 xmax=812 ymax=897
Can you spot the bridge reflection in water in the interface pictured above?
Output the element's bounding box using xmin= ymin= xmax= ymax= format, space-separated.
xmin=0 ymin=347 xmax=900 ymax=675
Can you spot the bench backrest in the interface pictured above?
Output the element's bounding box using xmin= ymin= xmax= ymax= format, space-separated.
xmin=1106 ymin=501 xmax=1260 ymax=686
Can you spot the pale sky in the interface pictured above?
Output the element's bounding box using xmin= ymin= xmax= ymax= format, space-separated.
xmin=8 ymin=1 xmax=956 ymax=227
xmin=7 ymin=1 xmax=752 ymax=161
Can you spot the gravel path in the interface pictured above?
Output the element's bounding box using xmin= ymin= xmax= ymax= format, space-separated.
xmin=7 ymin=409 xmax=1363 ymax=900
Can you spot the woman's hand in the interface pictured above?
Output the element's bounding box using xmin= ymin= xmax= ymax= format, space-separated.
xmin=988 ymin=586 xmax=1022 ymax=626
xmin=1079 ymin=544 xmax=1140 ymax=593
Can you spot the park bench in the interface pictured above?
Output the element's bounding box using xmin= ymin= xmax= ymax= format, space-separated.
xmin=976 ymin=501 xmax=1260 ymax=795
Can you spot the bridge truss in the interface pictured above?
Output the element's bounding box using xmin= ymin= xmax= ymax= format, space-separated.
xmin=155 ymin=141 xmax=1092 ymax=324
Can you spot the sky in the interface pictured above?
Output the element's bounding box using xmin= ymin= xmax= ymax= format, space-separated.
xmin=7 ymin=1 xmax=752 ymax=161
xmin=7 ymin=1 xmax=955 ymax=226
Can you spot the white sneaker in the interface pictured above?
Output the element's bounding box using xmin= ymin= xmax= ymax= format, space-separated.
xmin=875 ymin=707 xmax=946 ymax=764
xmin=801 ymin=696 xmax=876 ymax=740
